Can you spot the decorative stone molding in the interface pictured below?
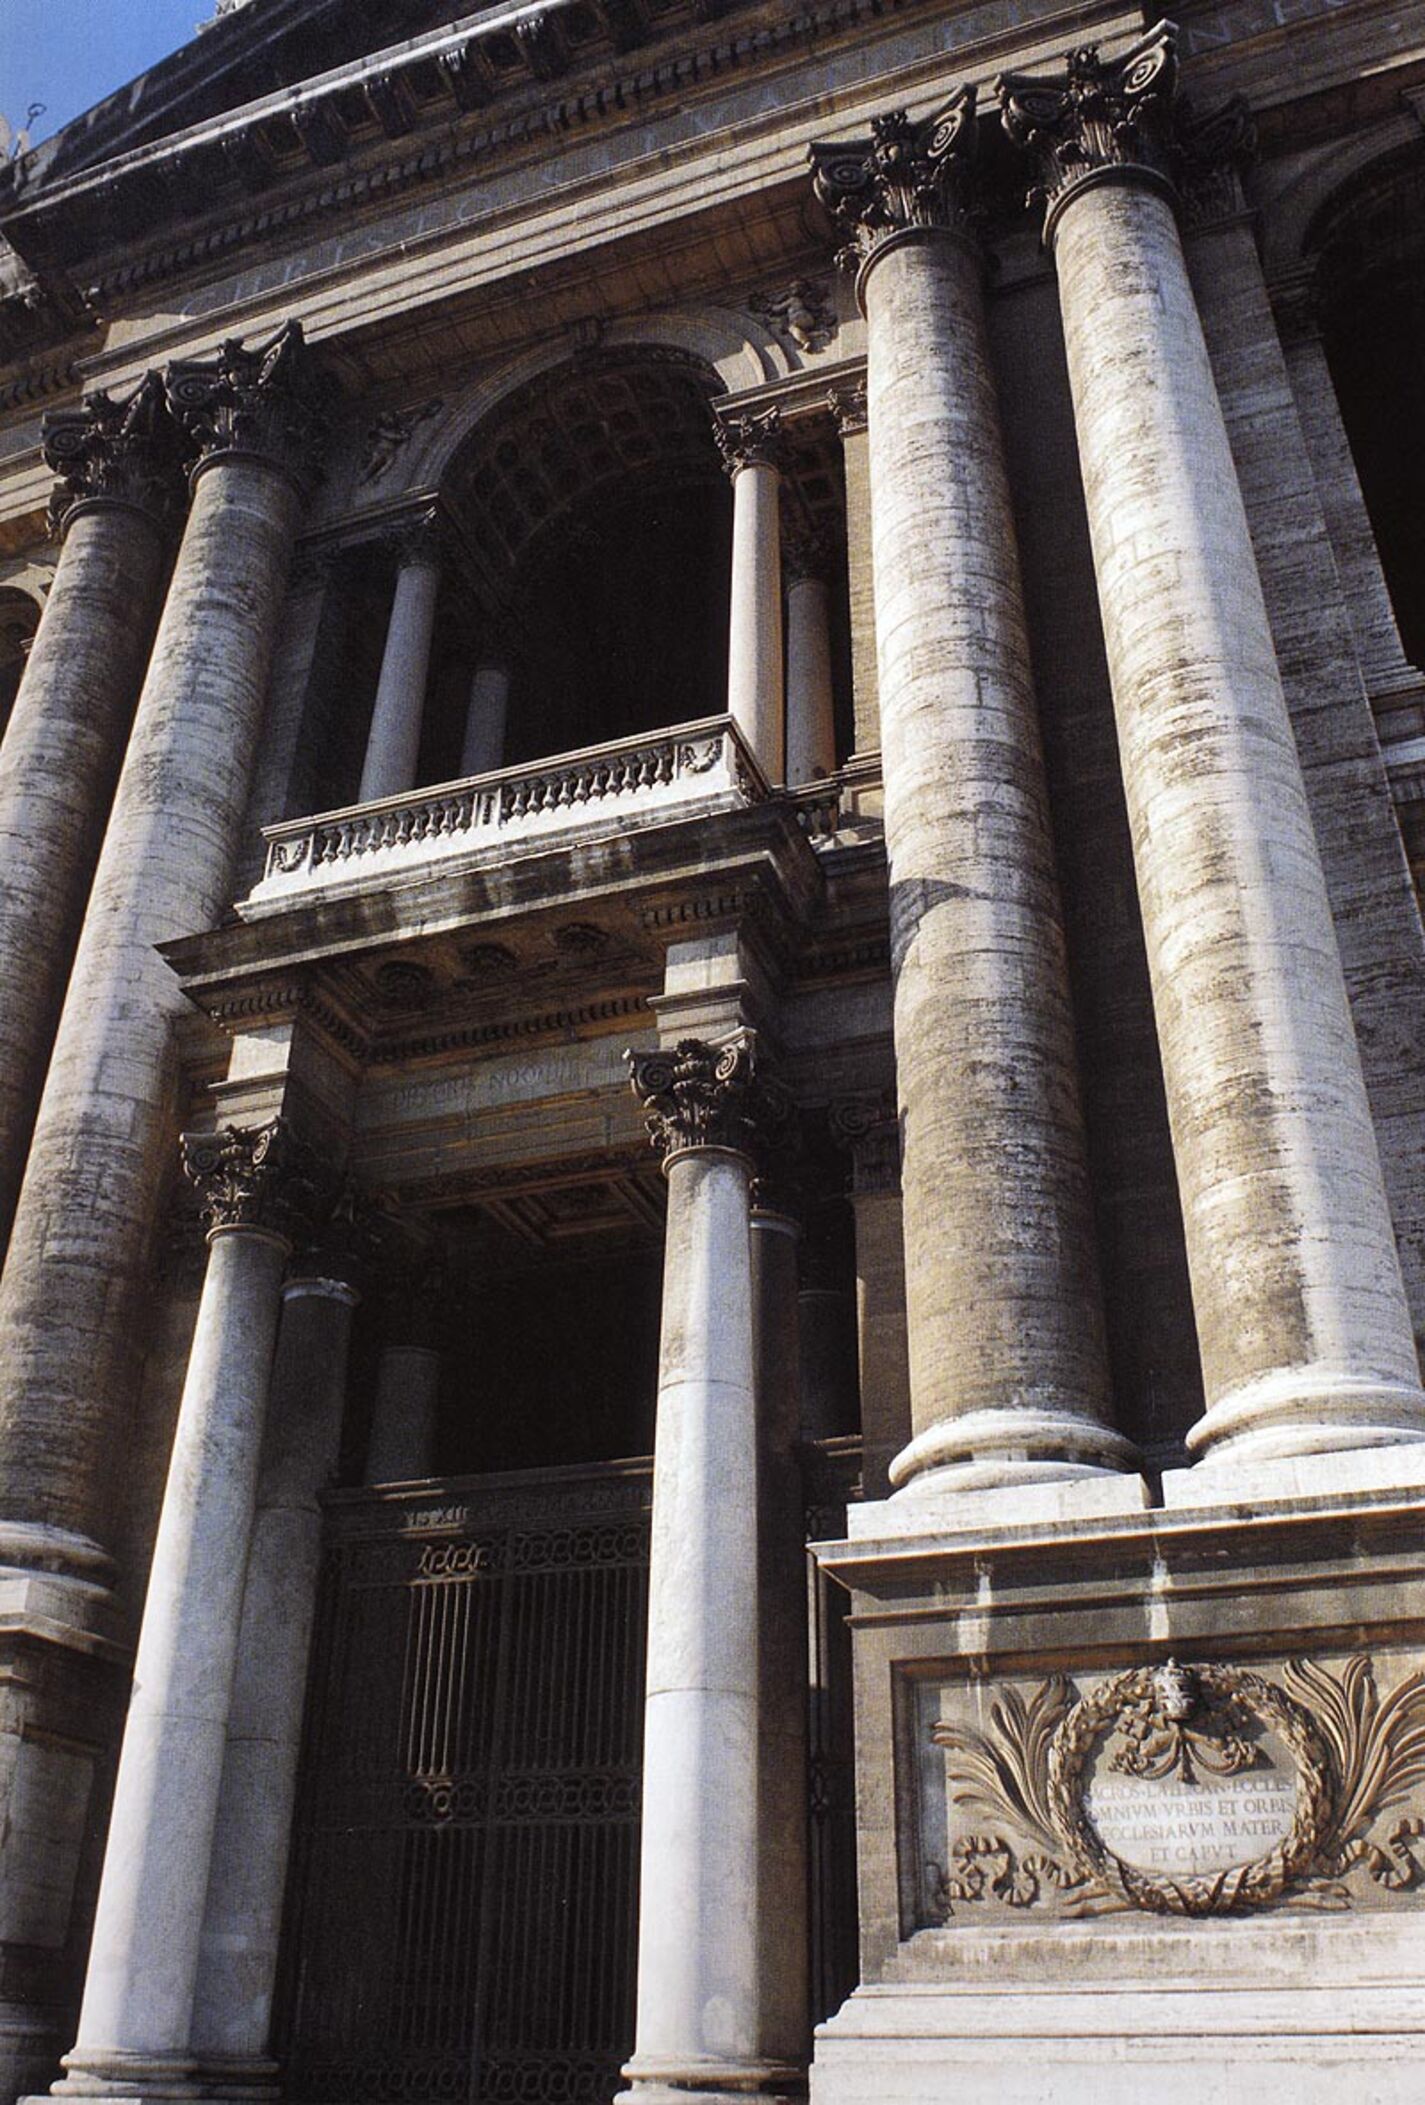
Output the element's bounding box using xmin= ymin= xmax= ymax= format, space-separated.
xmin=712 ymin=405 xmax=785 ymax=476
xmin=166 ymin=319 xmax=331 ymax=494
xmin=180 ymin=1117 xmax=327 ymax=1246
xmin=998 ymin=21 xmax=1179 ymax=245
xmin=42 ymin=372 xmax=188 ymax=540
xmin=627 ymin=1033 xmax=790 ymax=1165
xmin=926 ymin=1655 xmax=1425 ymax=1922
xmin=808 ymin=85 xmax=978 ymax=299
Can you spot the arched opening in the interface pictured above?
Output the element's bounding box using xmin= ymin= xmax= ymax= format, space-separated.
xmin=1312 ymin=147 xmax=1425 ymax=666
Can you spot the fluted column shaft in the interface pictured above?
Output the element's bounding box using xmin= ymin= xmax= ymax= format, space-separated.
xmin=358 ymin=522 xmax=442 ymax=803
xmin=718 ymin=414 xmax=785 ymax=784
xmin=1004 ymin=27 xmax=1425 ymax=1466
xmin=192 ymin=1267 xmax=358 ymax=2076
xmin=56 ymin=1125 xmax=312 ymax=2093
xmin=811 ymin=102 xmax=1127 ymax=1496
xmin=0 ymin=324 xmax=325 ymax=1563
xmin=620 ymin=1038 xmax=792 ymax=2105
xmin=0 ymin=381 xmax=182 ymax=1253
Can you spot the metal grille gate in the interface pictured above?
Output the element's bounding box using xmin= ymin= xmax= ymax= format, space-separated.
xmin=278 ymin=1450 xmax=859 ymax=2105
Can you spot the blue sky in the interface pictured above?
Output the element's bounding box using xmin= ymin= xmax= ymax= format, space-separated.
xmin=1 ymin=0 xmax=209 ymax=145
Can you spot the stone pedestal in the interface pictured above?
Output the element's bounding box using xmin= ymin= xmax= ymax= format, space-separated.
xmin=811 ymin=97 xmax=1134 ymax=1501
xmin=0 ymin=379 xmax=182 ymax=1253
xmin=50 ymin=1123 xmax=316 ymax=2105
xmin=619 ymin=1039 xmax=798 ymax=2105
xmin=191 ymin=1265 xmax=358 ymax=2086
xmin=460 ymin=660 xmax=510 ymax=777
xmin=1002 ymin=27 xmax=1425 ymax=1473
xmin=717 ymin=413 xmax=786 ymax=786
xmin=358 ymin=513 xmax=442 ymax=803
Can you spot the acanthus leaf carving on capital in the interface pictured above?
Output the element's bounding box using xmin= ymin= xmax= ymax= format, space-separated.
xmin=1176 ymin=92 xmax=1256 ymax=230
xmin=290 ymin=1175 xmax=383 ymax=1294
xmin=712 ymin=405 xmax=785 ymax=478
xmin=166 ymin=318 xmax=332 ymax=493
xmin=385 ymin=502 xmax=446 ymax=571
xmin=181 ymin=1116 xmax=328 ymax=1246
xmin=783 ymin=520 xmax=834 ymax=586
xmin=808 ymin=85 xmax=979 ymax=290
xmin=626 ymin=1032 xmax=789 ymax=1165
xmin=825 ymin=380 xmax=867 ymax=437
xmin=828 ymin=1090 xmax=900 ymax=1195
xmin=42 ymin=371 xmax=190 ymax=540
xmin=997 ymin=20 xmax=1180 ymax=242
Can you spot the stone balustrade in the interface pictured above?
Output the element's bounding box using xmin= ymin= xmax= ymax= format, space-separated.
xmin=249 ymin=715 xmax=768 ymax=903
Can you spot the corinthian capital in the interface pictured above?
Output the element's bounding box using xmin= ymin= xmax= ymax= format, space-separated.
xmin=998 ymin=21 xmax=1179 ymax=243
xmin=713 ymin=406 xmax=785 ymax=477
xmin=166 ymin=319 xmax=332 ymax=494
xmin=808 ymin=86 xmax=978 ymax=295
xmin=627 ymin=1033 xmax=789 ymax=1165
xmin=42 ymin=373 xmax=189 ymax=541
xmin=181 ymin=1118 xmax=326 ymax=1245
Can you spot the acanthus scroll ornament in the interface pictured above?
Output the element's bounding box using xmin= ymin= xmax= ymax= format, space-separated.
xmin=166 ymin=318 xmax=332 ymax=493
xmin=181 ymin=1117 xmax=328 ymax=1246
xmin=42 ymin=372 xmax=189 ymax=540
xmin=712 ymin=406 xmax=785 ymax=478
xmin=626 ymin=1033 xmax=790 ymax=1166
xmin=927 ymin=1655 xmax=1425 ymax=1922
xmin=808 ymin=86 xmax=979 ymax=294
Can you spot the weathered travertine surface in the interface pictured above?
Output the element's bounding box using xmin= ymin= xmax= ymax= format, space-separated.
xmin=726 ymin=461 xmax=784 ymax=785
xmin=192 ymin=1272 xmax=357 ymax=2071
xmin=357 ymin=541 xmax=441 ymax=802
xmin=0 ymin=505 xmax=168 ymax=1253
xmin=864 ymin=228 xmax=1126 ymax=1492
xmin=1053 ymin=179 xmax=1425 ymax=1467
xmin=618 ymin=1146 xmax=766 ymax=2098
xmin=57 ymin=1221 xmax=288 ymax=2088
xmin=0 ymin=453 xmax=303 ymax=1554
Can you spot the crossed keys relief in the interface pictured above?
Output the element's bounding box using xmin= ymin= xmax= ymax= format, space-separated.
xmin=925 ymin=1656 xmax=1425 ymax=1920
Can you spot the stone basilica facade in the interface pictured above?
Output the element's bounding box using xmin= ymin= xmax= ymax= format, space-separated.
xmin=1 ymin=0 xmax=1425 ymax=2100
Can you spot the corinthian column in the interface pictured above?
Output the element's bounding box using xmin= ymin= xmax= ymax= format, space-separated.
xmin=1001 ymin=26 xmax=1425 ymax=1471
xmin=54 ymin=1122 xmax=321 ymax=2101
xmin=0 ymin=377 xmax=185 ymax=1252
xmin=357 ymin=508 xmax=443 ymax=802
xmin=0 ymin=320 xmax=329 ymax=1578
xmin=809 ymin=96 xmax=1132 ymax=1498
xmin=715 ymin=410 xmax=785 ymax=784
xmin=618 ymin=1036 xmax=796 ymax=2105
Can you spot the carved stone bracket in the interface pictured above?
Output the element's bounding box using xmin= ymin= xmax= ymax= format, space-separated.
xmin=626 ymin=1033 xmax=790 ymax=1167
xmin=928 ymin=1655 xmax=1425 ymax=1922
xmin=808 ymin=86 xmax=978 ymax=299
xmin=713 ymin=406 xmax=785 ymax=477
xmin=998 ymin=21 xmax=1180 ymax=245
xmin=166 ymin=318 xmax=332 ymax=494
xmin=181 ymin=1117 xmax=328 ymax=1247
xmin=42 ymin=371 xmax=189 ymax=540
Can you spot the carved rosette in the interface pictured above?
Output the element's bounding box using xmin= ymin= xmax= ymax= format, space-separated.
xmin=166 ymin=319 xmax=332 ymax=494
xmin=998 ymin=21 xmax=1180 ymax=244
xmin=712 ymin=406 xmax=785 ymax=478
xmin=42 ymin=372 xmax=189 ymax=541
xmin=626 ymin=1033 xmax=788 ymax=1168
xmin=181 ymin=1118 xmax=326 ymax=1247
xmin=808 ymin=86 xmax=978 ymax=301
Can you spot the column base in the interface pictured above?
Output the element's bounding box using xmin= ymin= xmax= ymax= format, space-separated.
xmin=886 ymin=1406 xmax=1140 ymax=1498
xmin=1185 ymin=1368 xmax=1425 ymax=1468
xmin=616 ymin=2056 xmax=805 ymax=2105
xmin=189 ymin=2057 xmax=278 ymax=2101
xmin=48 ymin=2050 xmax=201 ymax=2100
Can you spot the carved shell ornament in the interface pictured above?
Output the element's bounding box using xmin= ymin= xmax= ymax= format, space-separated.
xmin=929 ymin=1657 xmax=1425 ymax=1919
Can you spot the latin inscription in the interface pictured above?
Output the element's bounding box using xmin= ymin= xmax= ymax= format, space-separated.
xmin=1086 ymin=1767 xmax=1298 ymax=1876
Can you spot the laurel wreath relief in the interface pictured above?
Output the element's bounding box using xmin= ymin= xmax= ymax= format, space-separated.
xmin=927 ymin=1656 xmax=1425 ymax=1920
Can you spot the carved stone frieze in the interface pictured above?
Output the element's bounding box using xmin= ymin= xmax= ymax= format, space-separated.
xmin=922 ymin=1655 xmax=1425 ymax=1924
xmin=181 ymin=1117 xmax=328 ymax=1245
xmin=712 ymin=405 xmax=785 ymax=477
xmin=42 ymin=372 xmax=189 ymax=540
xmin=997 ymin=22 xmax=1179 ymax=243
xmin=808 ymin=86 xmax=978 ymax=293
xmin=627 ymin=1032 xmax=789 ymax=1165
xmin=166 ymin=319 xmax=332 ymax=493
